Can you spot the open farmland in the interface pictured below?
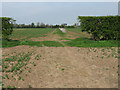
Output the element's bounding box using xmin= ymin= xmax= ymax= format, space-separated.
xmin=2 ymin=28 xmax=120 ymax=48
xmin=1 ymin=28 xmax=120 ymax=88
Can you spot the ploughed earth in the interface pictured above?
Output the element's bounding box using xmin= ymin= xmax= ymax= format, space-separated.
xmin=2 ymin=46 xmax=118 ymax=88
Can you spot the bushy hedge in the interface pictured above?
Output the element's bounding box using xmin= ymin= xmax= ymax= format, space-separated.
xmin=0 ymin=17 xmax=15 ymax=40
xmin=78 ymin=16 xmax=120 ymax=40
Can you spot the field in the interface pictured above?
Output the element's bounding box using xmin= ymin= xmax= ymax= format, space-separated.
xmin=2 ymin=28 xmax=120 ymax=48
xmin=1 ymin=28 xmax=119 ymax=88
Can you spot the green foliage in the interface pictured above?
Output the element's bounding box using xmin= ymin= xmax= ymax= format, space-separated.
xmin=78 ymin=16 xmax=120 ymax=40
xmin=1 ymin=17 xmax=15 ymax=40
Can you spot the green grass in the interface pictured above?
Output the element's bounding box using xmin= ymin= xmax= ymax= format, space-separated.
xmin=53 ymin=28 xmax=66 ymax=36
xmin=20 ymin=40 xmax=64 ymax=47
xmin=65 ymin=27 xmax=82 ymax=33
xmin=2 ymin=40 xmax=64 ymax=48
xmin=2 ymin=38 xmax=119 ymax=48
xmin=1 ymin=28 xmax=119 ymax=48
xmin=2 ymin=39 xmax=20 ymax=48
xmin=63 ymin=38 xmax=120 ymax=47
xmin=10 ymin=28 xmax=54 ymax=40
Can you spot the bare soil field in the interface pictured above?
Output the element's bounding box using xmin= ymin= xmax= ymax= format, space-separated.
xmin=2 ymin=45 xmax=118 ymax=88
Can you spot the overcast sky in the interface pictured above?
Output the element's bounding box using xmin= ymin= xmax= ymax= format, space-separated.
xmin=2 ymin=2 xmax=118 ymax=25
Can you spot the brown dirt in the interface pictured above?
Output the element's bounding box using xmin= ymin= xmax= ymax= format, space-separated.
xmin=2 ymin=46 xmax=118 ymax=88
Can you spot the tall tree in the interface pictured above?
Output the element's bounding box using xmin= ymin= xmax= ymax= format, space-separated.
xmin=31 ymin=22 xmax=35 ymax=28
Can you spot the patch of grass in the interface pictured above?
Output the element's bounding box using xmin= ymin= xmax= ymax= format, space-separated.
xmin=2 ymin=52 xmax=32 ymax=73
xmin=42 ymin=41 xmax=64 ymax=47
xmin=11 ymin=28 xmax=54 ymax=40
xmin=2 ymin=40 xmax=64 ymax=48
xmin=20 ymin=40 xmax=43 ymax=47
xmin=2 ymin=38 xmax=119 ymax=48
xmin=6 ymin=85 xmax=16 ymax=89
xmin=2 ymin=39 xmax=20 ymax=48
xmin=20 ymin=40 xmax=64 ymax=47
xmin=35 ymin=54 xmax=42 ymax=60
xmin=115 ymin=55 xmax=120 ymax=58
xmin=66 ymin=28 xmax=91 ymax=38
xmin=65 ymin=27 xmax=82 ymax=33
xmin=53 ymin=29 xmax=66 ymax=37
xmin=63 ymin=38 xmax=120 ymax=47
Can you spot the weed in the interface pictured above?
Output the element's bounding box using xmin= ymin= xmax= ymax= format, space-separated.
xmin=22 ymin=78 xmax=24 ymax=81
xmin=115 ymin=56 xmax=120 ymax=58
xmin=7 ymin=85 xmax=16 ymax=89
xmin=18 ymin=76 xmax=22 ymax=80
xmin=2 ymin=76 xmax=6 ymax=79
xmin=28 ymin=85 xmax=32 ymax=88
xmin=2 ymin=52 xmax=33 ymax=82
xmin=61 ymin=68 xmax=65 ymax=71
xmin=101 ymin=56 xmax=104 ymax=59
xmin=35 ymin=54 xmax=41 ymax=60
xmin=28 ymin=70 xmax=31 ymax=73
xmin=3 ymin=52 xmax=32 ymax=73
xmin=5 ymin=74 xmax=9 ymax=79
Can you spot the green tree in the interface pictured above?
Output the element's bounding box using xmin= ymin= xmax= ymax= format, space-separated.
xmin=1 ymin=17 xmax=15 ymax=40
xmin=31 ymin=22 xmax=35 ymax=28
xmin=78 ymin=16 xmax=120 ymax=40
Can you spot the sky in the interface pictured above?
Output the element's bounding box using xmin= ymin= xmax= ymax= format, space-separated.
xmin=2 ymin=2 xmax=118 ymax=25
xmin=1 ymin=0 xmax=120 ymax=2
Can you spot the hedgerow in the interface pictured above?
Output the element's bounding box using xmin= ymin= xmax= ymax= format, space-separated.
xmin=78 ymin=16 xmax=120 ymax=40
xmin=0 ymin=17 xmax=15 ymax=40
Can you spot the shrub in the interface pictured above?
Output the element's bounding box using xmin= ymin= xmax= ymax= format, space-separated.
xmin=78 ymin=16 xmax=120 ymax=40
xmin=0 ymin=17 xmax=15 ymax=40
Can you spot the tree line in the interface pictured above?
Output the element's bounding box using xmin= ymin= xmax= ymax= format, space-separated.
xmin=2 ymin=16 xmax=119 ymax=41
xmin=1 ymin=17 xmax=79 ymax=40
xmin=0 ymin=17 xmax=15 ymax=40
xmin=14 ymin=22 xmax=78 ymax=28
xmin=78 ymin=16 xmax=120 ymax=40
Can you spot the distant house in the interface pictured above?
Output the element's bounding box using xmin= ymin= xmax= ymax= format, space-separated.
xmin=118 ymin=1 xmax=120 ymax=16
